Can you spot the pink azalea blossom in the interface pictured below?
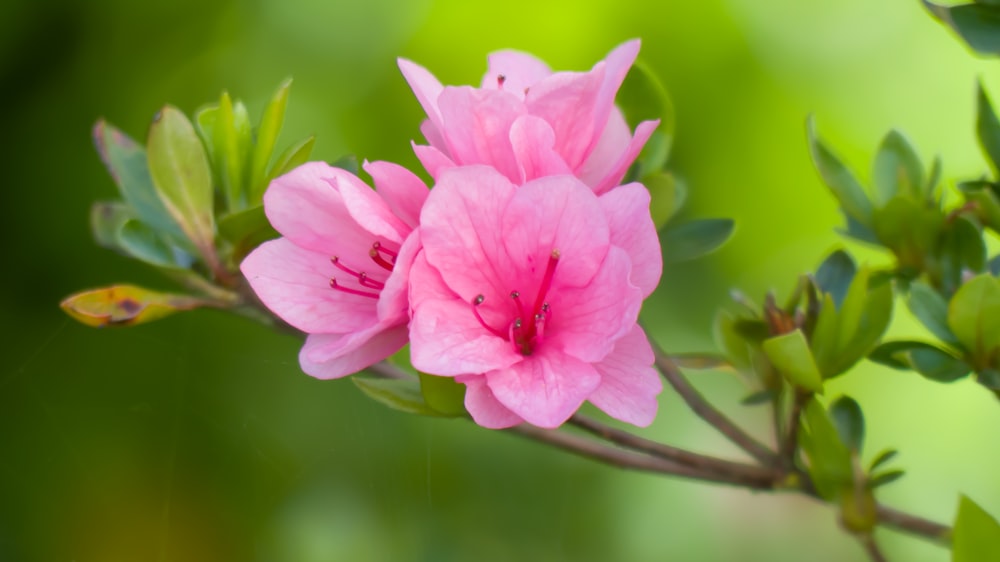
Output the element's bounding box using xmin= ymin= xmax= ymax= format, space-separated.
xmin=241 ymin=160 xmax=428 ymax=379
xmin=398 ymin=40 xmax=660 ymax=194
xmin=409 ymin=166 xmax=662 ymax=428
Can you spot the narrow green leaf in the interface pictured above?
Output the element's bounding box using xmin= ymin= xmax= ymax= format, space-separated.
xmin=250 ymin=78 xmax=292 ymax=204
xmin=418 ymin=373 xmax=467 ymax=416
xmin=829 ymin=396 xmax=865 ymax=452
xmin=269 ymin=135 xmax=316 ymax=179
xmin=60 ymin=284 xmax=209 ymax=327
xmin=353 ymin=376 xmax=447 ymax=417
xmin=869 ymin=340 xmax=941 ymax=370
xmin=924 ymin=1 xmax=1000 ymax=57
xmin=868 ymin=448 xmax=898 ymax=472
xmin=925 ymin=155 xmax=942 ymax=200
xmin=662 ymin=218 xmax=735 ymax=263
xmin=953 ymin=495 xmax=1000 ymax=562
xmin=214 ymin=92 xmax=250 ymax=212
xmin=909 ymin=346 xmax=972 ymax=383
xmin=815 ymin=250 xmax=856 ymax=308
xmin=947 ymin=274 xmax=1000 ymax=359
xmin=740 ymin=389 xmax=774 ymax=406
xmin=807 ymin=116 xmax=873 ymax=227
xmin=146 ymin=106 xmax=217 ymax=264
xmin=867 ymin=469 xmax=905 ymax=489
xmin=908 ymin=282 xmax=960 ymax=344
xmin=872 ymin=130 xmax=924 ymax=205
xmin=810 ymin=293 xmax=840 ymax=372
xmin=762 ymin=330 xmax=824 ymax=392
xmin=798 ymin=398 xmax=853 ymax=501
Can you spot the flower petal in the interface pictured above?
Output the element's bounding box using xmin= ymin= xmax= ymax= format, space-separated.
xmin=599 ymin=183 xmax=662 ymax=297
xmin=509 ymin=115 xmax=572 ymax=183
xmin=398 ymin=58 xmax=445 ymax=132
xmin=299 ymin=324 xmax=409 ymax=380
xmin=548 ymin=246 xmax=642 ymax=363
xmin=589 ymin=325 xmax=662 ymax=427
xmin=590 ymin=119 xmax=658 ymax=195
xmin=501 ymin=175 xmax=610 ymax=291
xmin=240 ymin=238 xmax=377 ymax=333
xmin=576 ymin=106 xmax=631 ymax=188
xmin=457 ymin=374 xmax=524 ymax=428
xmin=377 ymin=230 xmax=421 ymax=322
xmin=437 ymin=86 xmax=525 ymax=183
xmin=481 ymin=49 xmax=552 ymax=99
xmin=592 ymin=39 xmax=642 ymax=142
xmin=487 ymin=347 xmax=601 ymax=428
xmin=409 ymin=251 xmax=522 ymax=376
xmin=332 ymin=171 xmax=409 ymax=244
xmin=364 ymin=160 xmax=428 ymax=230
xmin=412 ymin=142 xmax=456 ymax=179
xmin=524 ymin=66 xmax=605 ymax=171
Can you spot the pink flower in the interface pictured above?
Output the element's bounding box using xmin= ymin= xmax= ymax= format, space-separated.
xmin=408 ymin=166 xmax=663 ymax=428
xmin=241 ymin=160 xmax=428 ymax=379
xmin=398 ymin=40 xmax=659 ymax=194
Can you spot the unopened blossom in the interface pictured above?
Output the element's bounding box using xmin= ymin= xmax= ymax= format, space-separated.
xmin=409 ymin=166 xmax=662 ymax=428
xmin=398 ymin=40 xmax=659 ymax=194
xmin=241 ymin=160 xmax=428 ymax=379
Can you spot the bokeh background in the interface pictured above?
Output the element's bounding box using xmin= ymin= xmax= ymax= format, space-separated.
xmin=2 ymin=0 xmax=999 ymax=560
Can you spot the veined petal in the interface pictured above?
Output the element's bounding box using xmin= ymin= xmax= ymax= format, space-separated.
xmin=376 ymin=230 xmax=421 ymax=322
xmin=590 ymin=119 xmax=658 ymax=195
xmin=409 ymin=252 xmax=522 ymax=376
xmin=331 ymin=170 xmax=409 ymax=244
xmin=599 ymin=183 xmax=662 ymax=297
xmin=481 ymin=50 xmax=552 ymax=98
xmin=398 ymin=58 xmax=445 ymax=132
xmin=364 ymin=160 xmax=429 ymax=230
xmin=501 ymin=175 xmax=609 ymax=291
xmin=576 ymin=107 xmax=631 ymax=188
xmin=437 ymin=87 xmax=525 ymax=183
xmin=412 ymin=142 xmax=456 ymax=180
xmin=525 ymin=66 xmax=605 ymax=171
xmin=548 ymin=246 xmax=642 ymax=363
xmin=592 ymin=39 xmax=642 ymax=141
xmin=299 ymin=324 xmax=409 ymax=380
xmin=487 ymin=347 xmax=601 ymax=428
xmin=241 ymin=238 xmax=377 ymax=333
xmin=509 ymin=115 xmax=572 ymax=183
xmin=589 ymin=325 xmax=661 ymax=427
xmin=457 ymin=375 xmax=524 ymax=428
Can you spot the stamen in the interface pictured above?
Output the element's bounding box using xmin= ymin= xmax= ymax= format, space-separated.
xmin=532 ymin=249 xmax=560 ymax=315
xmin=510 ymin=290 xmax=527 ymax=322
xmin=358 ymin=272 xmax=385 ymax=290
xmin=369 ymin=247 xmax=395 ymax=271
xmin=472 ymin=294 xmax=507 ymax=338
xmin=330 ymin=278 xmax=379 ymax=299
xmin=371 ymin=241 xmax=398 ymax=261
xmin=497 ymin=74 xmax=506 ymax=88
xmin=534 ymin=312 xmax=546 ymax=341
xmin=331 ymin=256 xmax=362 ymax=277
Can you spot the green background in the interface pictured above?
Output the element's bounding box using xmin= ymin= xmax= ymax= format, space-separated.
xmin=2 ymin=0 xmax=998 ymax=560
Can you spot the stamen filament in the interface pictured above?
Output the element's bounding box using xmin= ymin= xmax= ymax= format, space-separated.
xmin=330 ymin=278 xmax=379 ymax=299
xmin=472 ymin=295 xmax=507 ymax=338
xmin=532 ymin=250 xmax=560 ymax=315
xmin=358 ymin=272 xmax=385 ymax=290
xmin=372 ymin=241 xmax=398 ymax=261
xmin=331 ymin=256 xmax=363 ymax=278
xmin=369 ymin=248 xmax=395 ymax=271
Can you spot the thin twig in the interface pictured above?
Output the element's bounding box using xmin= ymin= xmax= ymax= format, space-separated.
xmin=875 ymin=505 xmax=951 ymax=545
xmin=649 ymin=338 xmax=779 ymax=465
xmin=858 ymin=534 xmax=888 ymax=562
xmin=779 ymin=391 xmax=810 ymax=471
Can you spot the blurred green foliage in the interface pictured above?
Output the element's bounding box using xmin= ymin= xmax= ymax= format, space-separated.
xmin=3 ymin=0 xmax=1000 ymax=560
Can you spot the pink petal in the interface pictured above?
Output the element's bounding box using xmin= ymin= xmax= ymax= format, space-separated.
xmin=592 ymin=39 xmax=642 ymax=141
xmin=547 ymin=246 xmax=642 ymax=363
xmin=590 ymin=119 xmax=658 ymax=195
xmin=331 ymin=171 xmax=409 ymax=244
xmin=457 ymin=375 xmax=524 ymax=429
xmin=589 ymin=325 xmax=662 ymax=427
xmin=418 ymin=166 xmax=519 ymax=303
xmin=481 ymin=50 xmax=552 ymax=98
xmin=599 ymin=183 xmax=662 ymax=297
xmin=299 ymin=323 xmax=410 ymax=379
xmin=364 ymin=160 xmax=428 ymax=230
xmin=412 ymin=142 xmax=455 ymax=179
xmin=419 ymin=119 xmax=448 ymax=154
xmin=376 ymin=230 xmax=421 ymax=322
xmin=501 ymin=175 xmax=609 ymax=291
xmin=240 ymin=238 xmax=377 ymax=333
xmin=576 ymin=107 xmax=632 ymax=188
xmin=398 ymin=58 xmax=445 ymax=132
xmin=487 ymin=347 xmax=601 ymax=428
xmin=437 ymin=87 xmax=525 ymax=183
xmin=408 ymin=252 xmax=522 ymax=377
xmin=524 ymin=66 xmax=605 ymax=171
xmin=509 ymin=115 xmax=572 ymax=183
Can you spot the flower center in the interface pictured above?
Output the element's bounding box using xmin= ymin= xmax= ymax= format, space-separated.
xmin=328 ymin=241 xmax=397 ymax=299
xmin=471 ymin=249 xmax=560 ymax=356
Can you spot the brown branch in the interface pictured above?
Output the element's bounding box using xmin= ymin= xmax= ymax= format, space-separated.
xmin=876 ymin=505 xmax=951 ymax=545
xmin=779 ymin=391 xmax=810 ymax=471
xmin=858 ymin=534 xmax=888 ymax=562
xmin=649 ymin=338 xmax=780 ymax=466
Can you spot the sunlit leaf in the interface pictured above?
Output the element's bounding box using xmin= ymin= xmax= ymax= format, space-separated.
xmin=953 ymin=495 xmax=1000 ymax=562
xmin=867 ymin=469 xmax=905 ymax=489
xmin=872 ymin=130 xmax=924 ymax=205
xmin=924 ymin=1 xmax=1000 ymax=56
xmin=762 ymin=330 xmax=824 ymax=392
xmin=60 ymin=285 xmax=209 ymax=327
xmin=868 ymin=448 xmax=898 ymax=472
xmin=807 ymin=116 xmax=873 ymax=227
xmin=947 ymin=274 xmax=1000 ymax=360
xmin=250 ymin=78 xmax=292 ymax=204
xmin=798 ymin=398 xmax=853 ymax=501
xmin=269 ymin=135 xmax=316 ymax=179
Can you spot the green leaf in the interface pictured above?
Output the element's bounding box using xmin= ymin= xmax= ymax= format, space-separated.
xmin=798 ymin=398 xmax=853 ymax=501
xmin=948 ymin=274 xmax=1000 ymax=359
xmin=146 ymin=106 xmax=217 ymax=264
xmin=352 ymin=376 xmax=447 ymax=417
xmin=869 ymin=340 xmax=944 ymax=370
xmin=89 ymin=201 xmax=133 ymax=250
xmin=872 ymin=130 xmax=924 ymax=205
xmin=977 ymin=368 xmax=1000 ymax=389
xmin=815 ymin=250 xmax=856 ymax=309
xmin=740 ymin=389 xmax=774 ymax=406
xmin=418 ymin=373 xmax=467 ymax=416
xmin=214 ymin=92 xmax=252 ymax=212
xmin=867 ymin=469 xmax=905 ymax=489
xmin=953 ymin=495 xmax=1000 ymax=562
xmin=645 ymin=172 xmax=684 ymax=230
xmin=868 ymin=448 xmax=898 ymax=472
xmin=910 ymin=346 xmax=972 ymax=383
xmin=60 ymin=285 xmax=210 ymax=327
xmin=908 ymin=282 xmax=959 ymax=344
xmin=872 ymin=197 xmax=943 ymax=270
xmin=961 ymin=181 xmax=1000 ymax=232
xmin=829 ymin=396 xmax=865 ymax=452
xmin=713 ymin=310 xmax=753 ymax=371
xmin=662 ymin=218 xmax=735 ymax=263
xmin=331 ymin=154 xmax=359 ymax=176
xmin=924 ymin=1 xmax=1000 ymax=56
xmin=825 ymin=267 xmax=894 ymax=377
xmin=807 ymin=116 xmax=873 ymax=227
xmin=839 ymin=214 xmax=881 ymax=245
xmin=636 ymin=129 xmax=671 ymax=179
xmin=762 ymin=330 xmax=824 ymax=392
xmin=617 ymin=58 xmax=674 ymax=143
xmin=92 ymin=120 xmax=188 ymax=245
xmin=118 ymin=219 xmax=193 ymax=269
xmin=937 ymin=216 xmax=987 ymax=295
xmin=926 ymin=155 xmax=942 ymax=199
xmin=217 ymin=205 xmax=279 ymax=261
xmin=250 ymin=79 xmax=292 ymax=204
xmin=269 ymin=135 xmax=316 ymax=179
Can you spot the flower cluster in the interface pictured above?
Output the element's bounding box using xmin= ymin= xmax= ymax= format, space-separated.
xmin=241 ymin=41 xmax=663 ymax=429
